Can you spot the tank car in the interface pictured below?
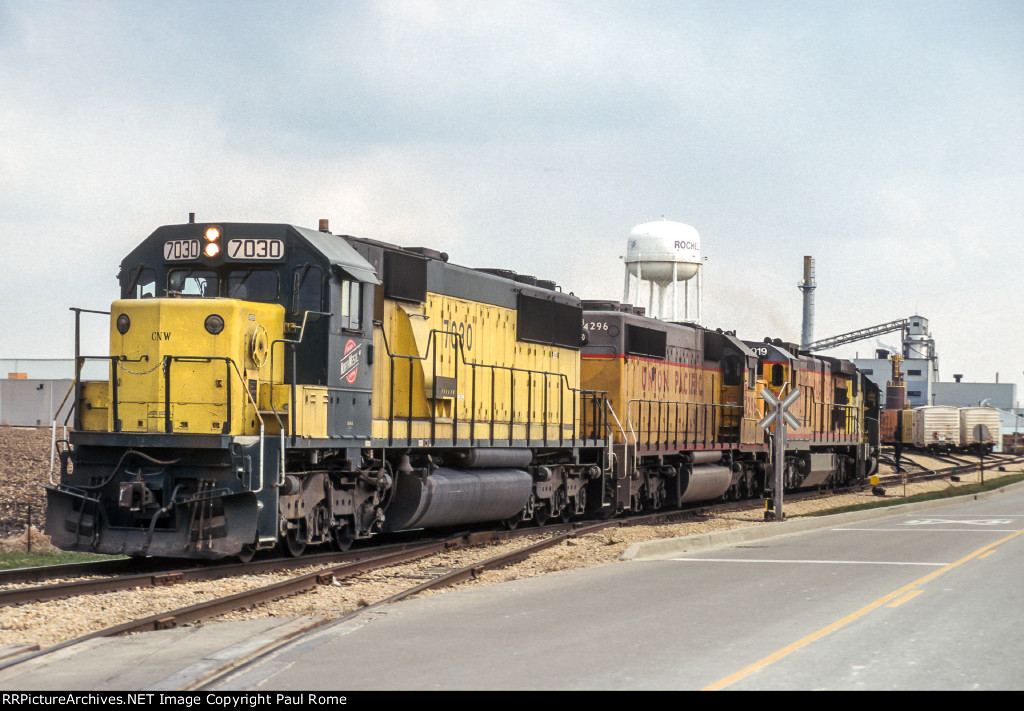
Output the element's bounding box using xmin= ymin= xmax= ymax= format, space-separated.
xmin=46 ymin=220 xmax=608 ymax=559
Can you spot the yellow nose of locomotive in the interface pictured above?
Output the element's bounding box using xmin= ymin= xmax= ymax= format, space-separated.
xmin=102 ymin=297 xmax=284 ymax=434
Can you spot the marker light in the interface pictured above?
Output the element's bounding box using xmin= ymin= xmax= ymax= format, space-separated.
xmin=204 ymin=241 xmax=221 ymax=258
xmin=204 ymin=226 xmax=221 ymax=241
xmin=116 ymin=313 xmax=130 ymax=334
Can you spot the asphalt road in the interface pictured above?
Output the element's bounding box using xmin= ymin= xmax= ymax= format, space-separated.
xmin=215 ymin=483 xmax=1024 ymax=690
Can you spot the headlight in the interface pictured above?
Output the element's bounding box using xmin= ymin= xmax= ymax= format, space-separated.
xmin=116 ymin=314 xmax=130 ymax=334
xmin=205 ymin=314 xmax=225 ymax=335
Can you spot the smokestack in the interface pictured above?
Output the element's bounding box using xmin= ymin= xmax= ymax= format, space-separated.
xmin=954 ymin=374 xmax=963 ymax=383
xmin=799 ymin=256 xmax=816 ymax=350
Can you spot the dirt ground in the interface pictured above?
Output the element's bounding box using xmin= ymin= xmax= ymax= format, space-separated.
xmin=0 ymin=427 xmax=53 ymax=539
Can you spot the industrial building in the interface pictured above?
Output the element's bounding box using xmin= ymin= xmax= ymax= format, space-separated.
xmin=798 ymin=261 xmax=1021 ymax=448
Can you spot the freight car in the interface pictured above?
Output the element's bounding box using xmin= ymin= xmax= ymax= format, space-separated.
xmin=880 ymin=405 xmax=1000 ymax=455
xmin=46 ymin=219 xmax=879 ymax=560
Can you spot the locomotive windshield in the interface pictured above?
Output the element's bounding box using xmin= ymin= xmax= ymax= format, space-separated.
xmin=168 ymin=268 xmax=218 ymax=297
xmin=124 ymin=265 xmax=157 ymax=298
xmin=161 ymin=267 xmax=279 ymax=301
xmin=227 ymin=268 xmax=279 ymax=302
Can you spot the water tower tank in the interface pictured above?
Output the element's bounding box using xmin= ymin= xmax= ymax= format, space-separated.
xmin=626 ymin=221 xmax=701 ymax=284
xmin=623 ymin=220 xmax=704 ymax=323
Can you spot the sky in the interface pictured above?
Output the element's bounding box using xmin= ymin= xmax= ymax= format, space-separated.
xmin=1 ymin=0 xmax=1022 ymax=403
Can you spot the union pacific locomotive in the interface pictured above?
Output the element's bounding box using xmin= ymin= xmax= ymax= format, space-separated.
xmin=45 ymin=219 xmax=879 ymax=559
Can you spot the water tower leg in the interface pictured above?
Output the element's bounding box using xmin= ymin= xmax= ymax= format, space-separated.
xmin=697 ymin=266 xmax=702 ymax=325
xmin=672 ymin=263 xmax=679 ymax=321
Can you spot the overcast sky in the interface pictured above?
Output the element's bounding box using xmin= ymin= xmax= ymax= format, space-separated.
xmin=2 ymin=0 xmax=1021 ymax=402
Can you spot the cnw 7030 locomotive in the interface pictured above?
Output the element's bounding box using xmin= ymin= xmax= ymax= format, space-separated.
xmin=46 ymin=219 xmax=879 ymax=560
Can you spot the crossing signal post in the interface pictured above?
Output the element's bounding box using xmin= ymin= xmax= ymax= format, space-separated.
xmin=759 ymin=387 xmax=801 ymax=520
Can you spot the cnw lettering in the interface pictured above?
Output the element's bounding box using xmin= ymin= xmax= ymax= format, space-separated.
xmin=151 ymin=332 xmax=172 ymax=341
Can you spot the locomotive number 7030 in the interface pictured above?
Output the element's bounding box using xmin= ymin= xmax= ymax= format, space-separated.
xmin=228 ymin=238 xmax=284 ymax=260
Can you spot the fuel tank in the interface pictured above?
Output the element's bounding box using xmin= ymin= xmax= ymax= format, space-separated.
xmin=383 ymin=467 xmax=533 ymax=531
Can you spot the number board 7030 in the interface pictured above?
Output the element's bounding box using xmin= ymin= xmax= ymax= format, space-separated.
xmin=228 ymin=238 xmax=285 ymax=260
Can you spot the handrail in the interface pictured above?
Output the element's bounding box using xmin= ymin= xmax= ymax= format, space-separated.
xmin=374 ymin=322 xmax=607 ymax=448
xmin=604 ymin=399 xmax=634 ymax=476
xmin=625 ymin=397 xmax=745 ymax=450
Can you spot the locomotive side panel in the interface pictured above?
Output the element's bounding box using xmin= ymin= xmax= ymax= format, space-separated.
xmin=352 ymin=238 xmax=587 ymax=448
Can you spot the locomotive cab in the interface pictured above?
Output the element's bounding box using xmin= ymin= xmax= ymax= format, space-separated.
xmin=47 ymin=221 xmax=384 ymax=558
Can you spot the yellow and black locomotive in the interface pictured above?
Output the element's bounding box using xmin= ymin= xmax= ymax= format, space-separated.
xmin=46 ymin=219 xmax=879 ymax=560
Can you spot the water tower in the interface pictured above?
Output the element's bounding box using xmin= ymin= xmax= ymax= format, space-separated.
xmin=622 ymin=220 xmax=702 ymax=323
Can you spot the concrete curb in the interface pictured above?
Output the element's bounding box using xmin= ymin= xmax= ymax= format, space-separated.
xmin=621 ymin=477 xmax=1024 ymax=561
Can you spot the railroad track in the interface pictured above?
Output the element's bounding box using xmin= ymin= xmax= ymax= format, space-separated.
xmin=0 ymin=539 xmax=450 ymax=606
xmin=875 ymin=453 xmax=1024 ymax=486
xmin=0 ymin=520 xmax=632 ymax=677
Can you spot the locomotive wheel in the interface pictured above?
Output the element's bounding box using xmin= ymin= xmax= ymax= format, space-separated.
xmin=282 ymin=529 xmax=306 ymax=558
xmin=749 ymin=475 xmax=762 ymax=499
xmin=534 ymin=505 xmax=549 ymax=527
xmin=503 ymin=511 xmax=523 ymax=530
xmin=556 ymin=490 xmax=571 ymax=523
xmin=236 ymin=543 xmax=257 ymax=563
xmin=332 ymin=524 xmax=355 ymax=552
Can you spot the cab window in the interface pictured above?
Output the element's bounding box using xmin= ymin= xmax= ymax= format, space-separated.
xmin=770 ymin=364 xmax=786 ymax=387
xmin=292 ymin=265 xmax=323 ymax=313
xmin=722 ymin=355 xmax=742 ymax=386
xmin=124 ymin=266 xmax=157 ymax=298
xmin=227 ymin=269 xmax=279 ymax=302
xmin=168 ymin=269 xmax=218 ymax=297
xmin=340 ymin=280 xmax=362 ymax=331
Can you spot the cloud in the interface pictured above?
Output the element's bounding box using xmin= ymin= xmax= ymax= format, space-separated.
xmin=0 ymin=0 xmax=1021 ymax=399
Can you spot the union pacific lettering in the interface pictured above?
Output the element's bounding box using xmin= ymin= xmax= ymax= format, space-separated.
xmin=580 ymin=352 xmax=720 ymax=400
xmin=636 ymin=364 xmax=703 ymax=398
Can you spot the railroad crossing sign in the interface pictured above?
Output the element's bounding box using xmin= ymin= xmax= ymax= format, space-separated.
xmin=759 ymin=387 xmax=801 ymax=520
xmin=759 ymin=387 xmax=801 ymax=432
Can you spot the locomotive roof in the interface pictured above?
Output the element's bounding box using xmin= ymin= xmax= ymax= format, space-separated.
xmin=298 ymin=226 xmax=379 ymax=283
xmin=343 ymin=234 xmax=578 ymax=309
xmin=125 ymin=222 xmax=379 ymax=284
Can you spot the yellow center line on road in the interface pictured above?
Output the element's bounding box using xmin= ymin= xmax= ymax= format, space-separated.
xmin=887 ymin=589 xmax=923 ymax=608
xmin=702 ymin=525 xmax=1024 ymax=690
